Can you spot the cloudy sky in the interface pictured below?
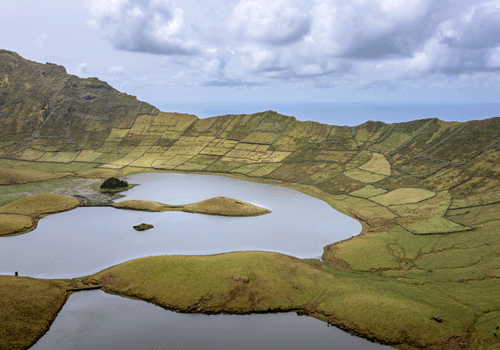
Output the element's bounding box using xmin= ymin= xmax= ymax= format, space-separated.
xmin=2 ymin=0 xmax=500 ymax=106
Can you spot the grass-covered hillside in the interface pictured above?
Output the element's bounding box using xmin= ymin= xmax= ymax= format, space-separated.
xmin=1 ymin=50 xmax=500 ymax=349
xmin=2 ymin=49 xmax=498 ymax=235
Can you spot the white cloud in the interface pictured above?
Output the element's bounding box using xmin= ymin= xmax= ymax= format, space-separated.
xmin=76 ymin=63 xmax=88 ymax=76
xmin=85 ymin=0 xmax=500 ymax=90
xmin=87 ymin=0 xmax=200 ymax=55
xmin=106 ymin=65 xmax=124 ymax=75
xmin=437 ymin=1 xmax=500 ymax=50
xmin=229 ymin=0 xmax=312 ymax=45
xmin=486 ymin=46 xmax=500 ymax=68
xmin=38 ymin=34 xmax=48 ymax=47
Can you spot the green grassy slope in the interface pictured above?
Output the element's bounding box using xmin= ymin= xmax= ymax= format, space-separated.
xmin=1 ymin=50 xmax=500 ymax=349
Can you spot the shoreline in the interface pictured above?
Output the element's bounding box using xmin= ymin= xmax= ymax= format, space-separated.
xmin=1 ymin=170 xmax=494 ymax=350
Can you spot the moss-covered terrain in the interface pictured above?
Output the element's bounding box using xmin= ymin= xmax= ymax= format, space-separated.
xmin=1 ymin=50 xmax=500 ymax=349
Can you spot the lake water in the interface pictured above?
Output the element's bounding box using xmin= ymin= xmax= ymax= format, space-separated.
xmin=2 ymin=172 xmax=391 ymax=349
xmin=0 ymin=172 xmax=361 ymax=278
xmin=31 ymin=290 xmax=392 ymax=350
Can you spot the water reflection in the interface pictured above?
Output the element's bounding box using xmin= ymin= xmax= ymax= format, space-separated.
xmin=0 ymin=173 xmax=361 ymax=278
xmin=31 ymin=290 xmax=392 ymax=350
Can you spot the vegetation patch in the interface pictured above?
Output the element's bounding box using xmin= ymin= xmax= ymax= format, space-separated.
xmin=371 ymin=188 xmax=436 ymax=206
xmin=266 ymin=162 xmax=329 ymax=182
xmin=230 ymin=163 xmax=266 ymax=175
xmin=155 ymin=154 xmax=194 ymax=169
xmin=112 ymin=197 xmax=270 ymax=217
xmin=0 ymin=167 xmax=68 ymax=185
xmin=100 ymin=177 xmax=129 ymax=190
xmin=343 ymin=168 xmax=387 ymax=183
xmin=450 ymin=190 xmax=500 ymax=209
xmin=37 ymin=151 xmax=79 ymax=163
xmin=16 ymin=148 xmax=45 ymax=161
xmin=129 ymin=154 xmax=163 ymax=168
xmin=248 ymin=163 xmax=282 ymax=177
xmin=112 ymin=199 xmax=176 ymax=212
xmin=108 ymin=146 xmax=151 ymax=167
xmin=395 ymin=215 xmax=473 ymax=234
xmin=175 ymin=162 xmax=209 ymax=171
xmin=133 ymin=223 xmax=154 ymax=231
xmin=315 ymin=150 xmax=356 ymax=163
xmin=389 ymin=190 xmax=451 ymax=217
xmin=359 ymin=152 xmax=391 ymax=175
xmin=0 ymin=193 xmax=81 ymax=217
xmin=344 ymin=150 xmax=372 ymax=169
xmin=0 ymin=276 xmax=72 ymax=350
xmin=304 ymin=163 xmax=343 ymax=184
xmin=316 ymin=173 xmax=366 ymax=194
xmin=349 ymin=185 xmax=388 ymax=198
xmin=183 ymin=196 xmax=271 ymax=216
xmin=74 ymin=150 xmax=103 ymax=163
xmin=0 ymin=213 xmax=35 ymax=236
xmin=205 ymin=160 xmax=244 ymax=173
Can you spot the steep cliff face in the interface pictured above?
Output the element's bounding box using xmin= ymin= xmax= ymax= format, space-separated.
xmin=0 ymin=49 xmax=157 ymax=149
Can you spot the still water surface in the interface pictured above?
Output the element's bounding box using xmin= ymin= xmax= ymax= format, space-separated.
xmin=2 ymin=173 xmax=391 ymax=349
xmin=0 ymin=172 xmax=361 ymax=278
xmin=32 ymin=290 xmax=392 ymax=350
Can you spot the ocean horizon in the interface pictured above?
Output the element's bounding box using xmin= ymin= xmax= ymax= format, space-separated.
xmin=153 ymin=102 xmax=500 ymax=127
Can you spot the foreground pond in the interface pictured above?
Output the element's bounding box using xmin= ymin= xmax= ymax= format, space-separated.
xmin=0 ymin=173 xmax=361 ymax=278
xmin=31 ymin=290 xmax=392 ymax=350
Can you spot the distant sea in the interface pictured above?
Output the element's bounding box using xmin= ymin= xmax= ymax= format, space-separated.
xmin=153 ymin=102 xmax=500 ymax=127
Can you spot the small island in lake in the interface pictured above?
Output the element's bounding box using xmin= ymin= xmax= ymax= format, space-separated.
xmin=112 ymin=196 xmax=271 ymax=217
xmin=133 ymin=223 xmax=154 ymax=231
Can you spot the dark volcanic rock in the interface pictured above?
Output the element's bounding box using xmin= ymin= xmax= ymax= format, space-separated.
xmin=133 ymin=223 xmax=154 ymax=231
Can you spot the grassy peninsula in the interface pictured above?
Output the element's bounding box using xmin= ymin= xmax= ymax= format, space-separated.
xmin=0 ymin=193 xmax=81 ymax=236
xmin=1 ymin=50 xmax=500 ymax=349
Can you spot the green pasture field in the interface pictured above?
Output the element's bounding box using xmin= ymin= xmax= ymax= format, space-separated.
xmin=389 ymin=190 xmax=450 ymax=217
xmin=349 ymin=184 xmax=388 ymax=198
xmin=17 ymin=148 xmax=45 ymax=161
xmin=371 ymin=188 xmax=436 ymax=206
xmin=74 ymin=150 xmax=103 ymax=162
xmin=395 ymin=215 xmax=472 ymax=234
xmin=315 ymin=150 xmax=356 ymax=163
xmin=343 ymin=168 xmax=387 ymax=183
xmin=247 ymin=163 xmax=282 ymax=177
xmin=229 ymin=163 xmax=266 ymax=175
xmin=304 ymin=163 xmax=343 ymax=184
xmin=266 ymin=162 xmax=328 ymax=182
xmin=205 ymin=160 xmax=244 ymax=173
xmin=450 ymin=190 xmax=500 ymax=209
xmin=344 ymin=149 xmax=372 ymax=169
xmin=359 ymin=152 xmax=391 ymax=175
xmin=175 ymin=161 xmax=210 ymax=171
